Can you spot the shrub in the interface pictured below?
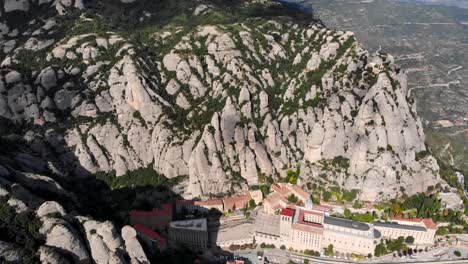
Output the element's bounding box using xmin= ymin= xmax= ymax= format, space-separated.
xmin=249 ymin=199 xmax=256 ymax=209
xmin=0 ymin=198 xmax=44 ymax=264
xmin=324 ymin=244 xmax=334 ymax=256
xmin=280 ymin=245 xmax=286 ymax=250
xmin=332 ymin=156 xmax=350 ymax=169
xmin=454 ymin=250 xmax=461 ymax=257
xmin=288 ymin=194 xmax=298 ymax=203
xmin=343 ymin=189 xmax=358 ymax=202
xmin=323 ymin=191 xmax=332 ymax=201
xmin=405 ymin=236 xmax=415 ymax=244
xmin=415 ymin=150 xmax=430 ymax=161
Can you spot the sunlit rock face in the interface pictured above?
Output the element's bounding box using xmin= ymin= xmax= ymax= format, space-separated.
xmin=0 ymin=0 xmax=439 ymax=204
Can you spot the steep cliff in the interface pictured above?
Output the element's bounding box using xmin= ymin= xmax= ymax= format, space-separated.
xmin=0 ymin=0 xmax=439 ymax=204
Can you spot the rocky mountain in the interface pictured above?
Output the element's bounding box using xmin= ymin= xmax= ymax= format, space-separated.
xmin=0 ymin=0 xmax=441 ymax=204
xmin=0 ymin=0 xmax=449 ymax=262
xmin=309 ymin=0 xmax=468 ymax=189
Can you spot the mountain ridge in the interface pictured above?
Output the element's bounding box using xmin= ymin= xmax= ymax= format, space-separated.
xmin=0 ymin=0 xmax=440 ymax=202
xmin=0 ymin=0 xmax=449 ymax=262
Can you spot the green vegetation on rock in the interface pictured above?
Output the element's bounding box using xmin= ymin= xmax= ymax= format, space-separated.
xmin=0 ymin=197 xmax=44 ymax=264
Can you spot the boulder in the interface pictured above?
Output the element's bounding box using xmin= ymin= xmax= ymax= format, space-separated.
xmin=37 ymin=201 xmax=67 ymax=217
xmin=38 ymin=246 xmax=71 ymax=264
xmin=121 ymin=226 xmax=149 ymax=264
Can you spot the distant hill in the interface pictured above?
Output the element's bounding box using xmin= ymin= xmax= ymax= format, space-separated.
xmin=401 ymin=0 xmax=468 ymax=9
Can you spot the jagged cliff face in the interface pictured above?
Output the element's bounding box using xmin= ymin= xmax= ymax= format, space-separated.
xmin=0 ymin=0 xmax=439 ymax=202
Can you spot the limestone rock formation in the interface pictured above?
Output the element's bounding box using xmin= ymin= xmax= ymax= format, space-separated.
xmin=0 ymin=0 xmax=450 ymax=262
xmin=0 ymin=166 xmax=149 ymax=263
xmin=0 ymin=1 xmax=440 ymax=203
xmin=0 ymin=0 xmax=440 ymax=202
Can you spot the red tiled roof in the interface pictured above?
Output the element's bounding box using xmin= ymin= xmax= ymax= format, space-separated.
xmin=223 ymin=194 xmax=250 ymax=210
xmin=281 ymin=208 xmax=295 ymax=217
xmin=422 ymin=219 xmax=437 ymax=230
xmin=292 ymin=185 xmax=310 ymax=200
xmin=265 ymin=192 xmax=289 ymax=209
xmin=272 ymin=183 xmax=292 ymax=197
xmin=391 ymin=217 xmax=437 ymax=230
xmin=134 ymin=224 xmax=167 ymax=245
xmin=129 ymin=203 xmax=173 ymax=217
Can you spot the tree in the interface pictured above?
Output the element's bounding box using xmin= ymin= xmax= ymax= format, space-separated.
xmin=280 ymin=245 xmax=286 ymax=250
xmin=323 ymin=191 xmax=332 ymax=201
xmin=405 ymin=236 xmax=415 ymax=244
xmin=304 ymin=260 xmax=309 ymax=264
xmin=325 ymin=244 xmax=334 ymax=256
xmin=464 ymin=199 xmax=468 ymax=216
xmin=374 ymin=243 xmax=387 ymax=257
xmin=343 ymin=208 xmax=352 ymax=218
xmin=343 ymin=189 xmax=358 ymax=202
xmin=392 ymin=203 xmax=402 ymax=215
xmin=249 ymin=199 xmax=256 ymax=209
xmin=260 ymin=185 xmax=270 ymax=198
xmin=353 ymin=200 xmax=363 ymax=209
xmin=0 ymin=199 xmax=44 ymax=263
xmin=288 ymin=194 xmax=298 ymax=203
xmin=367 ymin=253 xmax=372 ymax=259
xmin=454 ymin=250 xmax=461 ymax=257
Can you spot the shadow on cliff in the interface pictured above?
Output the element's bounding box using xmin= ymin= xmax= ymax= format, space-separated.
xmin=0 ymin=118 xmax=239 ymax=264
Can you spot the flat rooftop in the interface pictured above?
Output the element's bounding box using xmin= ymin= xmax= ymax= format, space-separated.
xmin=170 ymin=218 xmax=207 ymax=232
xmin=217 ymin=223 xmax=254 ymax=242
xmin=324 ymin=216 xmax=370 ymax=231
xmin=254 ymin=211 xmax=280 ymax=237
xmin=324 ymin=216 xmax=381 ymax=239
xmin=374 ymin=221 xmax=427 ymax=232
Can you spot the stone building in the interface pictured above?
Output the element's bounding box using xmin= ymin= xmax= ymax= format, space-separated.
xmin=133 ymin=224 xmax=167 ymax=251
xmin=254 ymin=211 xmax=282 ymax=248
xmin=323 ymin=217 xmax=381 ymax=255
xmin=374 ymin=217 xmax=437 ymax=245
xmin=196 ymin=199 xmax=224 ymax=213
xmin=216 ymin=223 xmax=254 ymax=248
xmin=264 ymin=192 xmax=289 ymax=215
xmin=280 ymin=205 xmax=327 ymax=251
xmin=275 ymin=201 xmax=380 ymax=255
xmin=175 ymin=198 xmax=225 ymax=214
xmin=264 ymin=184 xmax=313 ymax=214
xmin=223 ymin=194 xmax=251 ymax=212
xmin=249 ymin=189 xmax=263 ymax=205
xmin=169 ymin=218 xmax=208 ymax=251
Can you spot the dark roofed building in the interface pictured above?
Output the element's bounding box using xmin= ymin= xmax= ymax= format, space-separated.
xmin=323 ymin=216 xmax=381 ymax=255
xmin=129 ymin=203 xmax=173 ymax=230
xmin=134 ymin=224 xmax=167 ymax=251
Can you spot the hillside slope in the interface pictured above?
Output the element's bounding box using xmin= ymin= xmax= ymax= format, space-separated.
xmin=0 ymin=0 xmax=439 ymax=204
